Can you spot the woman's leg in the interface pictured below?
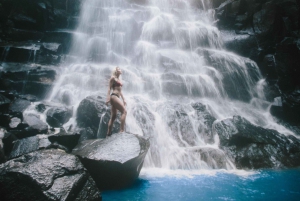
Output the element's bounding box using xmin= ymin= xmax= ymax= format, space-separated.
xmin=110 ymin=96 xmax=127 ymax=132
xmin=107 ymin=104 xmax=117 ymax=137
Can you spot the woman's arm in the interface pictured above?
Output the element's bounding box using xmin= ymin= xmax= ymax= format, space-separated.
xmin=120 ymin=91 xmax=126 ymax=106
xmin=106 ymin=77 xmax=113 ymax=105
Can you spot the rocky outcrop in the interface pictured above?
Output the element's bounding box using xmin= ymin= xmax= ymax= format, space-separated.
xmin=214 ymin=115 xmax=300 ymax=169
xmin=72 ymin=133 xmax=150 ymax=190
xmin=0 ymin=149 xmax=101 ymax=201
xmin=212 ymin=0 xmax=300 ymax=125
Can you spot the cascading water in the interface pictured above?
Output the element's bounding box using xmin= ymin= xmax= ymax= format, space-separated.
xmin=47 ymin=0 xmax=294 ymax=171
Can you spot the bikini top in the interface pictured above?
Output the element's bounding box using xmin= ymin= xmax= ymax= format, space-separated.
xmin=112 ymin=79 xmax=123 ymax=88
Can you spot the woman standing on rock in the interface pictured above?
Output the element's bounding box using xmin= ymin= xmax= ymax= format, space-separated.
xmin=106 ymin=66 xmax=127 ymax=136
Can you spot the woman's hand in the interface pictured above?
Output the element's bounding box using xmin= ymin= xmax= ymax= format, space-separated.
xmin=123 ymin=100 xmax=127 ymax=106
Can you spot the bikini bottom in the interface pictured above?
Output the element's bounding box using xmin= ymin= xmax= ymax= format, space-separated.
xmin=111 ymin=93 xmax=120 ymax=98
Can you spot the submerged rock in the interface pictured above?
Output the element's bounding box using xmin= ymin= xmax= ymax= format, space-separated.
xmin=72 ymin=133 xmax=150 ymax=190
xmin=214 ymin=115 xmax=300 ymax=169
xmin=0 ymin=149 xmax=101 ymax=201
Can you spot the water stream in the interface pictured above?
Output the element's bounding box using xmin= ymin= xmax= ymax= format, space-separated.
xmin=47 ymin=0 xmax=294 ymax=171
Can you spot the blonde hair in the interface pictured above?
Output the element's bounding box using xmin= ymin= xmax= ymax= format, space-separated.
xmin=111 ymin=66 xmax=120 ymax=78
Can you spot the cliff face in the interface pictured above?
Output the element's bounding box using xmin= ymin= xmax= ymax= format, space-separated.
xmin=212 ymin=0 xmax=300 ymax=125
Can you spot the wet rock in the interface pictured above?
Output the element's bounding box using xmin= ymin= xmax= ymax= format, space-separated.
xmin=253 ymin=2 xmax=276 ymax=35
xmin=77 ymin=127 xmax=97 ymax=142
xmin=77 ymin=95 xmax=119 ymax=136
xmin=9 ymin=117 xmax=21 ymax=129
xmin=9 ymin=99 xmax=31 ymax=115
xmin=48 ymin=129 xmax=80 ymax=152
xmin=46 ymin=106 xmax=72 ymax=127
xmin=192 ymin=147 xmax=229 ymax=169
xmin=22 ymin=114 xmax=48 ymax=136
xmin=214 ymin=115 xmax=300 ymax=169
xmin=8 ymin=135 xmax=51 ymax=159
xmin=35 ymin=103 xmax=46 ymax=113
xmin=0 ymin=149 xmax=101 ymax=201
xmin=271 ymin=90 xmax=300 ymax=125
xmin=192 ymin=102 xmax=216 ymax=144
xmin=157 ymin=103 xmax=197 ymax=146
xmin=72 ymin=133 xmax=150 ymax=190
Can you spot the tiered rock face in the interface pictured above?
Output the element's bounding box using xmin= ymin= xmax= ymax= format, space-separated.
xmin=212 ymin=0 xmax=300 ymax=125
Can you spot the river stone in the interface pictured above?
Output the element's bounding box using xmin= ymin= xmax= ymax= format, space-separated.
xmin=9 ymin=117 xmax=21 ymax=129
xmin=0 ymin=149 xmax=101 ymax=201
xmin=8 ymin=135 xmax=51 ymax=159
xmin=46 ymin=106 xmax=72 ymax=127
xmin=72 ymin=133 xmax=150 ymax=190
xmin=213 ymin=115 xmax=300 ymax=169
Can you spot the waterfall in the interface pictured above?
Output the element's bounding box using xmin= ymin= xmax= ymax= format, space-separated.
xmin=47 ymin=0 xmax=293 ymax=170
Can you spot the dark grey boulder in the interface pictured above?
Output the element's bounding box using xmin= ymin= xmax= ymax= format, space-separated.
xmin=23 ymin=114 xmax=48 ymax=136
xmin=213 ymin=115 xmax=300 ymax=169
xmin=48 ymin=130 xmax=80 ymax=152
xmin=9 ymin=99 xmax=31 ymax=115
xmin=46 ymin=106 xmax=72 ymax=127
xmin=0 ymin=149 xmax=101 ymax=201
xmin=8 ymin=135 xmax=51 ymax=159
xmin=72 ymin=133 xmax=150 ymax=190
xmin=77 ymin=95 xmax=119 ymax=137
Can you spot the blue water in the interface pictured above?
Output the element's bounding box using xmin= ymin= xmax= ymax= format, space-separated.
xmin=102 ymin=168 xmax=300 ymax=201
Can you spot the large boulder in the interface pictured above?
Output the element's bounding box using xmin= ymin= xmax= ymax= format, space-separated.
xmin=9 ymin=99 xmax=31 ymax=115
xmin=77 ymin=95 xmax=120 ymax=137
xmin=72 ymin=133 xmax=150 ymax=190
xmin=46 ymin=106 xmax=72 ymax=127
xmin=213 ymin=115 xmax=300 ymax=169
xmin=0 ymin=149 xmax=101 ymax=201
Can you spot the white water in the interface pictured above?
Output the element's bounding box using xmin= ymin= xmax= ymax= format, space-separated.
xmin=45 ymin=0 xmax=294 ymax=172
